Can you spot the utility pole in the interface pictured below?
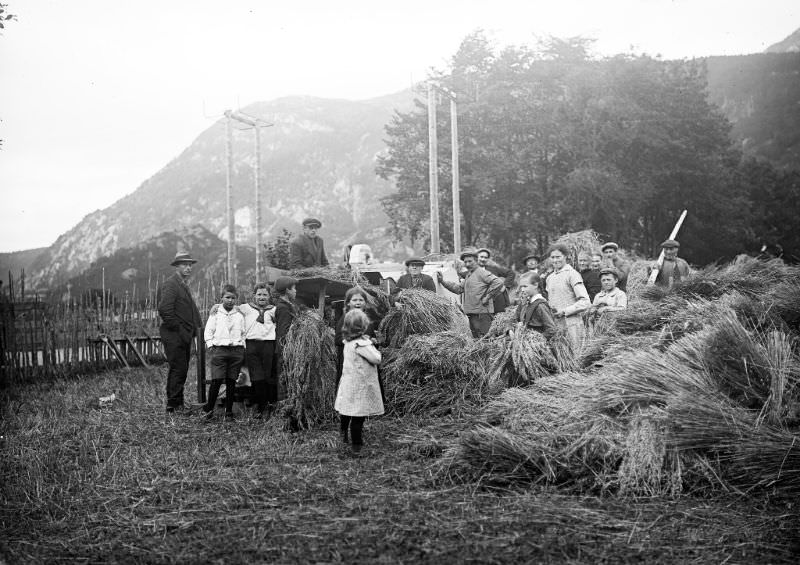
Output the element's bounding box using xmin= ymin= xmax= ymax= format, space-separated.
xmin=428 ymin=84 xmax=461 ymax=255
xmin=449 ymin=93 xmax=461 ymax=255
xmin=427 ymin=84 xmax=440 ymax=254
xmin=223 ymin=110 xmax=273 ymax=283
xmin=224 ymin=111 xmax=236 ymax=284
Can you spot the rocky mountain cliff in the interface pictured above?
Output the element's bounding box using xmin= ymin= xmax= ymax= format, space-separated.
xmin=29 ymin=90 xmax=416 ymax=289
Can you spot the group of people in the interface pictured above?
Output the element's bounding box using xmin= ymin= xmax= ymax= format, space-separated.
xmin=431 ymin=238 xmax=689 ymax=349
xmin=157 ymin=250 xmax=301 ymax=420
xmin=157 ymin=212 xmax=690 ymax=453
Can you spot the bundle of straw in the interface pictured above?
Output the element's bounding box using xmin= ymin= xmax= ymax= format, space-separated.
xmin=640 ymin=256 xmax=799 ymax=302
xmin=381 ymin=331 xmax=494 ymax=416
xmin=441 ymin=320 xmax=800 ymax=496
xmin=486 ymin=326 xmax=563 ymax=388
xmin=485 ymin=310 xmax=517 ymax=338
xmin=551 ymin=230 xmax=602 ymax=265
xmin=277 ymin=310 xmax=337 ymax=430
xmin=379 ymin=289 xmax=470 ymax=349
xmin=288 ymin=265 xmax=370 ymax=286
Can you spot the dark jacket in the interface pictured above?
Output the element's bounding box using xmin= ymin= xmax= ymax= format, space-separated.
xmin=393 ymin=273 xmax=436 ymax=298
xmin=515 ymin=296 xmax=557 ymax=340
xmin=274 ymin=297 xmax=298 ymax=354
xmin=334 ymin=307 xmax=380 ymax=347
xmin=289 ymin=234 xmax=329 ymax=269
xmin=484 ymin=261 xmax=516 ymax=313
xmin=580 ymin=269 xmax=602 ymax=302
xmin=157 ymin=273 xmax=202 ymax=343
xmin=654 ymin=257 xmax=690 ymax=288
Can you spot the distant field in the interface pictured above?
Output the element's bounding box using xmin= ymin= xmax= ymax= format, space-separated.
xmin=1 ymin=366 xmax=798 ymax=564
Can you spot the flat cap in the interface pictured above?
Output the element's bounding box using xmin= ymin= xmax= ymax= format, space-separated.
xmin=660 ymin=239 xmax=680 ymax=249
xmin=599 ymin=267 xmax=620 ymax=278
xmin=601 ymin=242 xmax=619 ymax=252
xmin=404 ymin=257 xmax=426 ymax=267
xmin=171 ymin=252 xmax=198 ymax=266
xmin=476 ymin=247 xmax=492 ymax=258
xmin=302 ymin=218 xmax=322 ymax=228
xmin=521 ymin=253 xmax=540 ymax=264
xmin=459 ymin=247 xmax=479 ymax=260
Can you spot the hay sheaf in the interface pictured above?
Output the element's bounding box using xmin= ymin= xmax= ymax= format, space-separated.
xmin=381 ymin=331 xmax=494 ymax=417
xmin=486 ymin=326 xmax=577 ymax=387
xmin=277 ymin=310 xmax=336 ymax=430
xmin=378 ymin=289 xmax=470 ymax=349
xmin=441 ymin=303 xmax=800 ymax=496
xmin=288 ymin=265 xmax=369 ymax=285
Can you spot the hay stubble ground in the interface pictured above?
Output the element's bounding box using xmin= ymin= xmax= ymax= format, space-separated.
xmin=1 ymin=366 xmax=798 ymax=564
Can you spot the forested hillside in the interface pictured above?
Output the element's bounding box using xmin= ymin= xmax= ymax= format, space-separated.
xmin=378 ymin=33 xmax=800 ymax=265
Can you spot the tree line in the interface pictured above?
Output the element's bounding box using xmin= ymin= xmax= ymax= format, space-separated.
xmin=376 ymin=32 xmax=800 ymax=265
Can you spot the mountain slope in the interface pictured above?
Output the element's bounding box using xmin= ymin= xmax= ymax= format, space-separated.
xmin=30 ymin=92 xmax=416 ymax=289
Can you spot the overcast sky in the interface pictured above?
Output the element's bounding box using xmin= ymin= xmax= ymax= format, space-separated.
xmin=0 ymin=0 xmax=797 ymax=253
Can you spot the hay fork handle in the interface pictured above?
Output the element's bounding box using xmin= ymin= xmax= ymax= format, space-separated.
xmin=647 ymin=210 xmax=688 ymax=285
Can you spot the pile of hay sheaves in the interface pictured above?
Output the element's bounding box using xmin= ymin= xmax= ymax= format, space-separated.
xmin=440 ymin=257 xmax=800 ymax=497
xmin=378 ymin=288 xmax=469 ymax=349
xmin=277 ymin=310 xmax=337 ymax=430
xmin=378 ymin=289 xmax=477 ymax=416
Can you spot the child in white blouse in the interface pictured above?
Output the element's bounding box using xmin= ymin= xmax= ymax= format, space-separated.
xmin=334 ymin=309 xmax=383 ymax=454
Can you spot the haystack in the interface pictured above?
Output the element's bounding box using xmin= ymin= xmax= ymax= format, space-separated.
xmin=440 ymin=278 xmax=800 ymax=497
xmin=379 ymin=289 xmax=470 ymax=349
xmin=381 ymin=331 xmax=493 ymax=416
xmin=551 ymin=229 xmax=602 ymax=265
xmin=276 ymin=310 xmax=337 ymax=430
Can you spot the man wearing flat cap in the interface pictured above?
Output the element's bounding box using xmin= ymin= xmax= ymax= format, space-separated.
xmin=600 ymin=242 xmax=631 ymax=292
xmin=393 ymin=257 xmax=436 ymax=298
xmin=437 ymin=248 xmax=504 ymax=338
xmin=652 ymin=239 xmax=690 ymax=288
xmin=289 ymin=218 xmax=329 ymax=269
xmin=158 ymin=252 xmax=203 ymax=413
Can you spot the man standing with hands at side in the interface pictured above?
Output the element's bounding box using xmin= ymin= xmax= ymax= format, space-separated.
xmin=158 ymin=252 xmax=203 ymax=414
xmin=437 ymin=248 xmax=504 ymax=338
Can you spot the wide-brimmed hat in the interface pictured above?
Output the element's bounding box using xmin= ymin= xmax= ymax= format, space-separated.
xmin=601 ymin=242 xmax=619 ymax=252
xmin=171 ymin=252 xmax=198 ymax=266
xmin=405 ymin=257 xmax=425 ymax=267
xmin=660 ymin=239 xmax=680 ymax=249
xmin=459 ymin=248 xmax=479 ymax=260
xmin=302 ymin=218 xmax=322 ymax=228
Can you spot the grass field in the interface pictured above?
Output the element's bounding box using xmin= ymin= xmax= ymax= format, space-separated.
xmin=2 ymin=365 xmax=798 ymax=564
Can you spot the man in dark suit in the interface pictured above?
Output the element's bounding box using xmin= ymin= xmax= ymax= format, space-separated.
xmin=392 ymin=257 xmax=436 ymax=300
xmin=158 ymin=252 xmax=203 ymax=413
xmin=289 ymin=218 xmax=329 ymax=269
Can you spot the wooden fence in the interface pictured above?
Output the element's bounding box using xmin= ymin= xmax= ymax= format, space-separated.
xmin=0 ymin=272 xmax=222 ymax=382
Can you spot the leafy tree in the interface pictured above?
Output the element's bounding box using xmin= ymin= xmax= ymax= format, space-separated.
xmin=264 ymin=228 xmax=293 ymax=270
xmin=377 ymin=31 xmax=758 ymax=265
